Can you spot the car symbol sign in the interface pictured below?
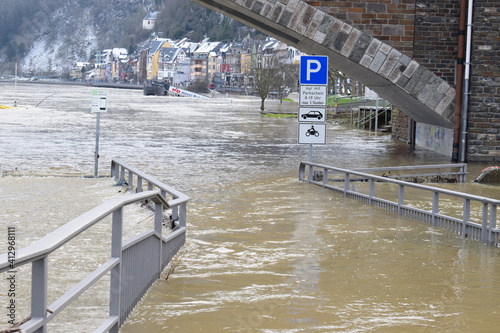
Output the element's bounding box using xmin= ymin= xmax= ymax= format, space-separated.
xmin=298 ymin=107 xmax=326 ymax=123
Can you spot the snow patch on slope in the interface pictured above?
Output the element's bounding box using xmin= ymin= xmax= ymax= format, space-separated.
xmin=21 ymin=8 xmax=98 ymax=75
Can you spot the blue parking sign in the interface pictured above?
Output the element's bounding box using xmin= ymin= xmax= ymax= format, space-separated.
xmin=300 ymin=56 xmax=328 ymax=85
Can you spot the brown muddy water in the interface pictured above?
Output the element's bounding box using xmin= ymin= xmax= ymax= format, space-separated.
xmin=0 ymin=82 xmax=499 ymax=332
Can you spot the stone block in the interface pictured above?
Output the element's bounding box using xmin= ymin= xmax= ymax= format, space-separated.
xmin=305 ymin=10 xmax=324 ymax=39
xmin=317 ymin=14 xmax=334 ymax=35
xmin=341 ymin=28 xmax=361 ymax=57
xmin=313 ymin=30 xmax=327 ymax=44
xmin=418 ymin=75 xmax=441 ymax=106
xmin=278 ymin=9 xmax=293 ymax=26
xmin=251 ymin=1 xmax=264 ymax=14
xmin=379 ymin=43 xmax=392 ymax=55
xmin=288 ymin=2 xmax=308 ymax=30
xmin=423 ymin=80 xmax=450 ymax=109
xmin=403 ymin=65 xmax=425 ymax=92
xmin=262 ymin=2 xmax=275 ymax=19
xmin=270 ymin=2 xmax=285 ymax=22
xmin=365 ymin=39 xmax=381 ymax=57
xmin=368 ymin=50 xmax=387 ymax=72
xmin=434 ymin=86 xmax=456 ymax=119
xmin=360 ymin=54 xmax=373 ymax=68
xmin=367 ymin=3 xmax=387 ymax=14
xmin=285 ymin=0 xmax=300 ymax=11
xmin=378 ymin=48 xmax=402 ymax=78
xmin=349 ymin=33 xmax=372 ymax=64
xmin=301 ymin=5 xmax=316 ymax=27
xmin=402 ymin=60 xmax=419 ymax=78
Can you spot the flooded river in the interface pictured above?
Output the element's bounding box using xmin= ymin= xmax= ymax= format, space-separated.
xmin=0 ymin=82 xmax=499 ymax=332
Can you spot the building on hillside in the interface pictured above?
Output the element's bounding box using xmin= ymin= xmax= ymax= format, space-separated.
xmin=93 ymin=48 xmax=128 ymax=82
xmin=69 ymin=62 xmax=90 ymax=81
xmin=119 ymin=59 xmax=137 ymax=83
xmin=174 ymin=39 xmax=200 ymax=58
xmin=190 ymin=41 xmax=222 ymax=82
xmin=212 ymin=42 xmax=245 ymax=89
xmin=159 ymin=47 xmax=190 ymax=86
xmin=143 ymin=11 xmax=160 ymax=30
xmin=240 ymin=38 xmax=264 ymax=87
xmin=146 ymin=38 xmax=172 ymax=80
xmin=261 ymin=38 xmax=289 ymax=66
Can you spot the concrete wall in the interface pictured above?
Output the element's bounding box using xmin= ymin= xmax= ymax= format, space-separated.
xmin=415 ymin=123 xmax=454 ymax=157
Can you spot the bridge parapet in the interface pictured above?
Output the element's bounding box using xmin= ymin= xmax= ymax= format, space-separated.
xmin=193 ymin=0 xmax=455 ymax=128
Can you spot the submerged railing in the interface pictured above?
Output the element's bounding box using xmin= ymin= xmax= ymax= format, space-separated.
xmin=0 ymin=160 xmax=188 ymax=332
xmin=299 ymin=161 xmax=499 ymax=246
xmin=353 ymin=163 xmax=468 ymax=183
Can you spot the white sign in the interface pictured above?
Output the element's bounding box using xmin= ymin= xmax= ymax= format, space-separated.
xmin=298 ymin=123 xmax=326 ymax=144
xmin=298 ymin=107 xmax=326 ymax=123
xmin=91 ymin=89 xmax=108 ymax=112
xmin=299 ymin=85 xmax=327 ymax=106
xmin=300 ymin=56 xmax=329 ymax=85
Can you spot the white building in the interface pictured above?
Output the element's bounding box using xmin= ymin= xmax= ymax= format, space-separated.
xmin=143 ymin=11 xmax=159 ymax=30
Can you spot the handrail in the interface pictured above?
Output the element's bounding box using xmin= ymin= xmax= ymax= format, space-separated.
xmin=299 ymin=161 xmax=500 ymax=246
xmin=355 ymin=107 xmax=389 ymax=126
xmin=0 ymin=161 xmax=188 ymax=332
xmin=353 ymin=163 xmax=468 ymax=183
xmin=111 ymin=159 xmax=189 ymax=211
xmin=0 ymin=191 xmax=164 ymax=273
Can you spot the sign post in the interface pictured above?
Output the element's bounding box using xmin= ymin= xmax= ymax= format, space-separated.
xmin=91 ymin=89 xmax=108 ymax=178
xmin=298 ymin=56 xmax=328 ymax=162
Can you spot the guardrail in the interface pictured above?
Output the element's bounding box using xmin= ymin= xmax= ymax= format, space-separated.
xmin=353 ymin=163 xmax=468 ymax=183
xmin=299 ymin=161 xmax=499 ymax=246
xmin=111 ymin=159 xmax=188 ymax=226
xmin=0 ymin=160 xmax=188 ymax=332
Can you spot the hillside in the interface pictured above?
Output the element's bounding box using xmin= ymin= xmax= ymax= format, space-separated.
xmin=0 ymin=0 xmax=252 ymax=77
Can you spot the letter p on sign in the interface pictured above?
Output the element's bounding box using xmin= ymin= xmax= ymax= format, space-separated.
xmin=300 ymin=56 xmax=328 ymax=85
xmin=306 ymin=60 xmax=321 ymax=81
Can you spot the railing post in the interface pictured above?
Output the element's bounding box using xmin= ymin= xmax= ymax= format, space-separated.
xmin=32 ymin=257 xmax=48 ymax=333
xmin=128 ymin=172 xmax=134 ymax=190
xmin=398 ymin=184 xmax=404 ymax=214
xmin=111 ymin=160 xmax=116 ymax=180
xmin=323 ymin=168 xmax=328 ymax=187
xmin=369 ymin=179 xmax=375 ymax=205
xmin=490 ymin=204 xmax=497 ymax=246
xmin=298 ymin=163 xmax=305 ymax=181
xmin=481 ymin=202 xmax=489 ymax=243
xmin=179 ymin=203 xmax=187 ymax=228
xmin=137 ymin=177 xmax=143 ymax=193
xmin=120 ymin=166 xmax=125 ymax=182
xmin=344 ymin=173 xmax=350 ymax=195
xmin=463 ymin=198 xmax=471 ymax=237
xmin=109 ymin=208 xmax=123 ymax=332
xmin=155 ymin=201 xmax=163 ymax=276
xmin=432 ymin=192 xmax=439 ymax=226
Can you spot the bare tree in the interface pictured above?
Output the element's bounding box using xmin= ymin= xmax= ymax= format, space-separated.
xmin=246 ymin=53 xmax=288 ymax=110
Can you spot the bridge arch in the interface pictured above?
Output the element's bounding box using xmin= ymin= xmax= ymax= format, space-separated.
xmin=190 ymin=0 xmax=455 ymax=128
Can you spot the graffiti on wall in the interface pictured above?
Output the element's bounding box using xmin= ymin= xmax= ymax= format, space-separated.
xmin=415 ymin=123 xmax=453 ymax=157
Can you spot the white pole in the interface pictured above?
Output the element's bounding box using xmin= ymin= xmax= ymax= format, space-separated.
xmin=94 ymin=112 xmax=101 ymax=178
xmin=14 ymin=63 xmax=17 ymax=106
xmin=460 ymin=0 xmax=474 ymax=162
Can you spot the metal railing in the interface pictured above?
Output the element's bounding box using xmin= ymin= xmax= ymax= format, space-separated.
xmin=0 ymin=160 xmax=188 ymax=332
xmin=355 ymin=106 xmax=391 ymax=131
xmin=299 ymin=161 xmax=500 ymax=246
xmin=353 ymin=163 xmax=468 ymax=183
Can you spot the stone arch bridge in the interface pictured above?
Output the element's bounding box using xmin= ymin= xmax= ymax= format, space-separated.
xmin=190 ymin=0 xmax=500 ymax=163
